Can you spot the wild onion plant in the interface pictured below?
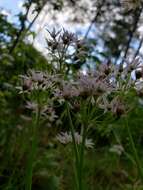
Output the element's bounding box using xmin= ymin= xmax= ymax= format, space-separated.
xmin=17 ymin=28 xmax=143 ymax=189
xmin=55 ymin=54 xmax=143 ymax=188
xmin=17 ymin=70 xmax=59 ymax=189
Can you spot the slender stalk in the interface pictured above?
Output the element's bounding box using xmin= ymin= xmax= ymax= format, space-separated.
xmin=78 ymin=125 xmax=87 ymax=190
xmin=126 ymin=118 xmax=143 ymax=182
xmin=132 ymin=37 xmax=143 ymax=61
xmin=25 ymin=92 xmax=40 ymax=190
xmin=66 ymin=103 xmax=79 ymax=164
xmin=66 ymin=101 xmax=88 ymax=190
xmin=84 ymin=0 xmax=104 ymax=39
xmin=66 ymin=102 xmax=80 ymax=190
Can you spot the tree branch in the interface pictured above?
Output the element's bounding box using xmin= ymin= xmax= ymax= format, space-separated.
xmin=9 ymin=1 xmax=47 ymax=53
xmin=121 ymin=8 xmax=142 ymax=64
xmin=9 ymin=1 xmax=32 ymax=53
xmin=84 ymin=0 xmax=105 ymax=39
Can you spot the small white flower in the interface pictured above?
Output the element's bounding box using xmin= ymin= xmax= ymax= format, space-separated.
xmin=109 ymin=144 xmax=124 ymax=156
xmin=31 ymin=70 xmax=44 ymax=83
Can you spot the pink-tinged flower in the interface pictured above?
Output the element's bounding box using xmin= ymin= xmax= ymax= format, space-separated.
xmin=18 ymin=70 xmax=59 ymax=94
xmin=78 ymin=74 xmax=114 ymax=97
xmin=61 ymin=82 xmax=80 ymax=99
xmin=31 ymin=70 xmax=44 ymax=83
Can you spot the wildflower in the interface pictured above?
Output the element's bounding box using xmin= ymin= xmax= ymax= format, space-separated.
xmin=57 ymin=132 xmax=72 ymax=144
xmin=41 ymin=106 xmax=58 ymax=123
xmin=85 ymin=139 xmax=94 ymax=149
xmin=60 ymin=82 xmax=79 ymax=99
xmin=47 ymin=40 xmax=59 ymax=52
xmin=97 ymin=94 xmax=126 ymax=117
xmin=125 ymin=57 xmax=141 ymax=74
xmin=78 ymin=74 xmax=113 ymax=97
xmin=25 ymin=101 xmax=38 ymax=111
xmin=20 ymin=115 xmax=32 ymax=122
xmin=98 ymin=63 xmax=111 ymax=76
xmin=30 ymin=70 xmax=44 ymax=83
xmin=61 ymin=29 xmax=76 ymax=45
xmin=77 ymin=74 xmax=98 ymax=97
xmin=109 ymin=144 xmax=124 ymax=156
xmin=18 ymin=70 xmax=58 ymax=94
xmin=96 ymin=94 xmax=110 ymax=112
xmin=56 ymin=132 xmax=94 ymax=148
xmin=47 ymin=28 xmax=61 ymax=39
xmin=110 ymin=96 xmax=126 ymax=117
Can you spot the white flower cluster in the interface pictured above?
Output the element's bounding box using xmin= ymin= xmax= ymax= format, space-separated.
xmin=56 ymin=132 xmax=94 ymax=148
xmin=109 ymin=144 xmax=124 ymax=156
xmin=17 ymin=70 xmax=59 ymax=94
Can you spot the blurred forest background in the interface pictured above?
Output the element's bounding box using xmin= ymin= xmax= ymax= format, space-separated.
xmin=1 ymin=0 xmax=143 ymax=190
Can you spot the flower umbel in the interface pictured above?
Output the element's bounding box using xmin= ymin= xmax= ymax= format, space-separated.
xmin=56 ymin=132 xmax=94 ymax=148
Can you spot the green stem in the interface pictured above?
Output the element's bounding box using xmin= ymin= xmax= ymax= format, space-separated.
xmin=66 ymin=102 xmax=80 ymax=190
xmin=66 ymin=102 xmax=88 ymax=190
xmin=78 ymin=126 xmax=87 ymax=190
xmin=126 ymin=118 xmax=143 ymax=182
xmin=25 ymin=95 xmax=40 ymax=190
